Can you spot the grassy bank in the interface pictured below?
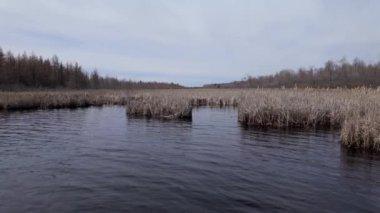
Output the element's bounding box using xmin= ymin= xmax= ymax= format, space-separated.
xmin=0 ymin=89 xmax=241 ymax=111
xmin=0 ymin=88 xmax=379 ymax=151
xmin=0 ymin=90 xmax=132 ymax=110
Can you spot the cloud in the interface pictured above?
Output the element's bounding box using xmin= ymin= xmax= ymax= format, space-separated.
xmin=1 ymin=0 xmax=379 ymax=86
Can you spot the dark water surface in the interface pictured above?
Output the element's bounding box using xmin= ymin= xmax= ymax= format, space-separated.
xmin=1 ymin=106 xmax=379 ymax=213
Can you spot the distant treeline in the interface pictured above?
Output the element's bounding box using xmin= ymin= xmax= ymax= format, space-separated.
xmin=0 ymin=47 xmax=183 ymax=90
xmin=205 ymin=59 xmax=380 ymax=88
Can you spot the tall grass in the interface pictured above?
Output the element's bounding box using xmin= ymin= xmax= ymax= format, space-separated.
xmin=129 ymin=89 xmax=241 ymax=107
xmin=340 ymin=94 xmax=380 ymax=151
xmin=127 ymin=94 xmax=192 ymax=119
xmin=237 ymin=89 xmax=350 ymax=128
xmin=124 ymin=89 xmax=241 ymax=119
xmin=237 ymin=88 xmax=380 ymax=151
xmin=0 ymin=90 xmax=130 ymax=110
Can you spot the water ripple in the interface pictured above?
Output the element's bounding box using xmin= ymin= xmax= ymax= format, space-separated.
xmin=0 ymin=106 xmax=379 ymax=212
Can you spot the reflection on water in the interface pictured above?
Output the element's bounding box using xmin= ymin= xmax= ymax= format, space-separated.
xmin=0 ymin=106 xmax=379 ymax=212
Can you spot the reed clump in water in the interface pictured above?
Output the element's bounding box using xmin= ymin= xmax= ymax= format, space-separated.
xmin=126 ymin=94 xmax=192 ymax=119
xmin=238 ymin=89 xmax=348 ymax=128
xmin=125 ymin=89 xmax=242 ymax=119
xmin=340 ymin=92 xmax=380 ymax=151
xmin=237 ymin=88 xmax=380 ymax=151
xmin=341 ymin=114 xmax=380 ymax=151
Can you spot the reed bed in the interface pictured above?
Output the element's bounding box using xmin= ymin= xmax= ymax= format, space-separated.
xmin=0 ymin=90 xmax=130 ymax=110
xmin=126 ymin=94 xmax=192 ymax=119
xmin=237 ymin=89 xmax=349 ymax=128
xmin=1 ymin=88 xmax=379 ymax=151
xmin=0 ymin=89 xmax=242 ymax=111
xmin=340 ymin=96 xmax=380 ymax=151
xmin=124 ymin=89 xmax=241 ymax=119
xmin=237 ymin=88 xmax=380 ymax=151
xmin=127 ymin=89 xmax=241 ymax=107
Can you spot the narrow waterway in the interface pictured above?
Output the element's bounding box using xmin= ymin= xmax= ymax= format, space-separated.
xmin=0 ymin=106 xmax=379 ymax=212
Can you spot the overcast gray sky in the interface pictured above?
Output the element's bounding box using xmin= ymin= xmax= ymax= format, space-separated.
xmin=0 ymin=0 xmax=379 ymax=86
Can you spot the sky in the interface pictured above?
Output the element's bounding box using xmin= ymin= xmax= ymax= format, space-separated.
xmin=0 ymin=0 xmax=380 ymax=86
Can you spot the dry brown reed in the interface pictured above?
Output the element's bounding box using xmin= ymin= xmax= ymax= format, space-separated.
xmin=0 ymin=89 xmax=242 ymax=111
xmin=124 ymin=89 xmax=242 ymax=119
xmin=237 ymin=89 xmax=349 ymax=128
xmin=126 ymin=94 xmax=192 ymax=119
xmin=128 ymin=89 xmax=241 ymax=107
xmin=237 ymin=88 xmax=380 ymax=151
xmin=340 ymin=91 xmax=380 ymax=151
xmin=0 ymin=90 xmax=130 ymax=110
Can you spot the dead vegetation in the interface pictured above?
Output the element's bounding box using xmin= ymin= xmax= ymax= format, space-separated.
xmin=237 ymin=89 xmax=349 ymax=128
xmin=340 ymin=94 xmax=380 ymax=151
xmin=0 ymin=90 xmax=130 ymax=110
xmin=237 ymin=88 xmax=380 ymax=151
xmin=125 ymin=89 xmax=240 ymax=119
xmin=126 ymin=94 xmax=192 ymax=119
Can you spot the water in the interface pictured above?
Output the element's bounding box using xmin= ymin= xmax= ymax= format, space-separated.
xmin=0 ymin=106 xmax=380 ymax=213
